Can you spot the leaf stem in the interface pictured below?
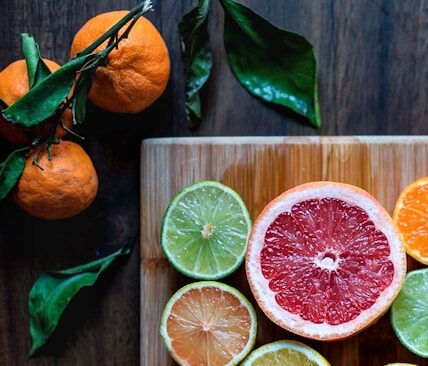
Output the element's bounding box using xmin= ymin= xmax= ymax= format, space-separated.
xmin=76 ymin=0 xmax=152 ymax=57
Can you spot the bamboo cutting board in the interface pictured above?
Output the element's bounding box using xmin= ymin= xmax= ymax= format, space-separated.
xmin=140 ymin=136 xmax=428 ymax=366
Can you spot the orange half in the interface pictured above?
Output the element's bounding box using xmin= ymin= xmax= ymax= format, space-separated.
xmin=160 ymin=282 xmax=257 ymax=366
xmin=393 ymin=177 xmax=428 ymax=264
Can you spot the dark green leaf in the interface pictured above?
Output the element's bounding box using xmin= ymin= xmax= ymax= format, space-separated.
xmin=2 ymin=54 xmax=95 ymax=128
xmin=21 ymin=33 xmax=52 ymax=89
xmin=72 ymin=74 xmax=92 ymax=124
xmin=179 ymin=0 xmax=212 ymax=126
xmin=28 ymin=245 xmax=132 ymax=356
xmin=0 ymin=148 xmax=27 ymax=200
xmin=220 ymin=0 xmax=321 ymax=127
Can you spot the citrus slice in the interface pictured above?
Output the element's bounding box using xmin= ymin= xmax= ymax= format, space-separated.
xmin=241 ymin=340 xmax=331 ymax=366
xmin=160 ymin=281 xmax=257 ymax=366
xmin=393 ymin=177 xmax=428 ymax=265
xmin=246 ymin=181 xmax=406 ymax=340
xmin=391 ymin=268 xmax=428 ymax=358
xmin=161 ymin=180 xmax=251 ymax=280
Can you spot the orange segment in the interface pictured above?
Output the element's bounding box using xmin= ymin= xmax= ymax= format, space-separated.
xmin=393 ymin=177 xmax=428 ymax=264
xmin=161 ymin=282 xmax=257 ymax=366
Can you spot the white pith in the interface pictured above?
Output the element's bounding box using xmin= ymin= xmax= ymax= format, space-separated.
xmin=246 ymin=182 xmax=407 ymax=339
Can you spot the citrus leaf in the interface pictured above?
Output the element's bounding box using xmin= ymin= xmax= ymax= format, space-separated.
xmin=72 ymin=74 xmax=92 ymax=124
xmin=0 ymin=148 xmax=27 ymax=200
xmin=28 ymin=244 xmax=132 ymax=356
xmin=2 ymin=54 xmax=95 ymax=128
xmin=219 ymin=0 xmax=321 ymax=127
xmin=21 ymin=33 xmax=52 ymax=89
xmin=178 ymin=0 xmax=212 ymax=126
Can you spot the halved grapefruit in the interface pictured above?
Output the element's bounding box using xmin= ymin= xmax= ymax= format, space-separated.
xmin=246 ymin=181 xmax=406 ymax=340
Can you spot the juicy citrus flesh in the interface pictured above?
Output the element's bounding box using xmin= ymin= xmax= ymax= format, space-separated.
xmin=393 ymin=178 xmax=428 ymax=264
xmin=162 ymin=181 xmax=251 ymax=280
xmin=70 ymin=11 xmax=170 ymax=113
xmin=161 ymin=282 xmax=257 ymax=366
xmin=261 ymin=197 xmax=394 ymax=325
xmin=391 ymin=268 xmax=428 ymax=358
xmin=241 ymin=340 xmax=331 ymax=366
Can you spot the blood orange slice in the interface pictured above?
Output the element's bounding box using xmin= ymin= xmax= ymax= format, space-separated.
xmin=246 ymin=181 xmax=406 ymax=340
xmin=160 ymin=281 xmax=257 ymax=365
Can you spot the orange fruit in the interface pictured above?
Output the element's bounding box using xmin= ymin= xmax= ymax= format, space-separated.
xmin=14 ymin=140 xmax=98 ymax=220
xmin=70 ymin=11 xmax=170 ymax=114
xmin=0 ymin=59 xmax=73 ymax=146
xmin=393 ymin=177 xmax=428 ymax=264
xmin=160 ymin=281 xmax=257 ymax=366
xmin=246 ymin=181 xmax=406 ymax=341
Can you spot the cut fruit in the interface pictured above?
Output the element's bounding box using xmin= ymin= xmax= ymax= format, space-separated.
xmin=391 ymin=268 xmax=428 ymax=358
xmin=393 ymin=177 xmax=428 ymax=265
xmin=241 ymin=340 xmax=331 ymax=366
xmin=160 ymin=281 xmax=257 ymax=366
xmin=246 ymin=181 xmax=407 ymax=340
xmin=161 ymin=180 xmax=251 ymax=280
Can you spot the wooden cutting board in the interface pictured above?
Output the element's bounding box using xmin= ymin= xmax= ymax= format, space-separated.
xmin=140 ymin=136 xmax=428 ymax=366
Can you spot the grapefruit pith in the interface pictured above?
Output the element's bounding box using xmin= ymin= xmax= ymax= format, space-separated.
xmin=246 ymin=181 xmax=406 ymax=340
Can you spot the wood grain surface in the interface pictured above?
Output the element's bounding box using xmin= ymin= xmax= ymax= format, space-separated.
xmin=141 ymin=136 xmax=428 ymax=366
xmin=1 ymin=0 xmax=428 ymax=365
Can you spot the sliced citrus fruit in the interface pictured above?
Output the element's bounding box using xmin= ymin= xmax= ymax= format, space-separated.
xmin=391 ymin=268 xmax=428 ymax=358
xmin=241 ymin=340 xmax=331 ymax=366
xmin=160 ymin=281 xmax=257 ymax=366
xmin=246 ymin=181 xmax=406 ymax=340
xmin=393 ymin=177 xmax=428 ymax=265
xmin=161 ymin=180 xmax=251 ymax=280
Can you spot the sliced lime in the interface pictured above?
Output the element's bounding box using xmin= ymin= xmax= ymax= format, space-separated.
xmin=241 ymin=340 xmax=331 ymax=366
xmin=161 ymin=180 xmax=251 ymax=280
xmin=391 ymin=267 xmax=428 ymax=358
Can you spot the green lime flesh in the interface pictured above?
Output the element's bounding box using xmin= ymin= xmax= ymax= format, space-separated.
xmin=391 ymin=268 xmax=428 ymax=358
xmin=161 ymin=180 xmax=251 ymax=280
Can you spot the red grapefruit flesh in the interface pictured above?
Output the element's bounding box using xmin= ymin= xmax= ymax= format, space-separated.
xmin=246 ymin=182 xmax=406 ymax=340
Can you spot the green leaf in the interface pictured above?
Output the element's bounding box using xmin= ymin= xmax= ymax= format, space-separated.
xmin=21 ymin=33 xmax=52 ymax=89
xmin=178 ymin=0 xmax=212 ymax=126
xmin=219 ymin=0 xmax=321 ymax=127
xmin=2 ymin=54 xmax=95 ymax=128
xmin=0 ymin=148 xmax=27 ymax=200
xmin=72 ymin=74 xmax=92 ymax=124
xmin=28 ymin=245 xmax=132 ymax=356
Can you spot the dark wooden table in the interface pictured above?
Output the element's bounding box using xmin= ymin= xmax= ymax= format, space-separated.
xmin=1 ymin=0 xmax=427 ymax=365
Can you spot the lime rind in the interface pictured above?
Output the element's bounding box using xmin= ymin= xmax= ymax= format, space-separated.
xmin=161 ymin=180 xmax=252 ymax=280
xmin=391 ymin=267 xmax=428 ymax=358
xmin=241 ymin=339 xmax=331 ymax=366
xmin=160 ymin=281 xmax=257 ymax=366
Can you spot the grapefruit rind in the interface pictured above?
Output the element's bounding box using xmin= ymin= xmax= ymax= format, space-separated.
xmin=241 ymin=340 xmax=331 ymax=366
xmin=160 ymin=281 xmax=257 ymax=366
xmin=161 ymin=180 xmax=252 ymax=280
xmin=393 ymin=177 xmax=428 ymax=265
xmin=246 ymin=182 xmax=407 ymax=340
xmin=391 ymin=268 xmax=428 ymax=358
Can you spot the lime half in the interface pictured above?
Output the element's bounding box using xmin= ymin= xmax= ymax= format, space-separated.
xmin=241 ymin=340 xmax=331 ymax=366
xmin=161 ymin=180 xmax=251 ymax=280
xmin=391 ymin=267 xmax=428 ymax=358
